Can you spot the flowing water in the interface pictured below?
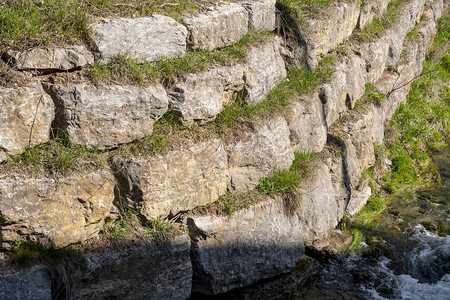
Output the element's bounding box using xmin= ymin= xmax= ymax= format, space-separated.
xmin=217 ymin=146 xmax=450 ymax=300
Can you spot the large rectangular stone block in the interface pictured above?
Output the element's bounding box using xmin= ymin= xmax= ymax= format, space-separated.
xmin=0 ymin=170 xmax=115 ymax=248
xmin=184 ymin=3 xmax=248 ymax=50
xmin=44 ymin=84 xmax=168 ymax=148
xmin=113 ymin=140 xmax=230 ymax=220
xmin=188 ymin=197 xmax=304 ymax=295
xmin=0 ymin=83 xmax=54 ymax=162
xmin=91 ymin=15 xmax=187 ymax=62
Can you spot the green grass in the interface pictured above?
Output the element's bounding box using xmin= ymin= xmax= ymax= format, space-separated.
xmin=258 ymin=151 xmax=317 ymax=214
xmin=350 ymin=228 xmax=364 ymax=250
xmin=90 ymin=30 xmax=273 ymax=85
xmin=0 ymin=0 xmax=89 ymax=50
xmin=195 ymin=152 xmax=317 ymax=216
xmin=214 ymin=56 xmax=334 ymax=130
xmin=9 ymin=241 xmax=77 ymax=265
xmin=0 ymin=0 xmax=201 ymax=51
xmin=276 ymin=0 xmax=335 ymax=22
xmin=144 ymin=217 xmax=174 ymax=244
xmin=358 ymin=0 xmax=406 ymax=42
xmin=5 ymin=135 xmax=105 ymax=174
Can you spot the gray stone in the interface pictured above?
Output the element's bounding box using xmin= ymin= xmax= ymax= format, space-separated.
xmin=91 ymin=16 xmax=187 ymax=62
xmin=297 ymin=0 xmax=360 ymax=62
xmin=0 ymin=83 xmax=54 ymax=162
xmin=44 ymin=84 xmax=168 ymax=148
xmin=3 ymin=46 xmax=94 ymax=71
xmin=385 ymin=0 xmax=425 ymax=67
xmin=0 ymin=265 xmax=52 ymax=300
xmin=169 ymin=65 xmax=244 ymax=125
xmin=188 ymin=196 xmax=304 ymax=295
xmin=73 ymin=235 xmax=192 ymax=300
xmin=284 ymin=93 xmax=327 ymax=153
xmin=0 ymin=170 xmax=115 ymax=248
xmin=358 ymin=0 xmax=391 ymax=29
xmin=346 ymin=183 xmax=372 ymax=217
xmin=113 ymin=140 xmax=229 ymax=220
xmin=340 ymin=110 xmax=376 ymax=187
xmin=299 ymin=162 xmax=338 ymax=245
xmin=354 ymin=38 xmax=390 ymax=83
xmin=184 ymin=3 xmax=248 ymax=50
xmin=430 ymin=0 xmax=444 ymax=21
xmin=228 ymin=116 xmax=294 ymax=191
xmin=320 ymin=53 xmax=366 ymax=125
xmin=242 ymin=0 xmax=276 ymax=31
xmin=243 ymin=37 xmax=286 ymax=105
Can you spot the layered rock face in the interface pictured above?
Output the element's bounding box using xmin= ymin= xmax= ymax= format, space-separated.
xmin=188 ymin=197 xmax=304 ymax=294
xmin=0 ymin=0 xmax=443 ymax=298
xmin=91 ymin=16 xmax=188 ymax=62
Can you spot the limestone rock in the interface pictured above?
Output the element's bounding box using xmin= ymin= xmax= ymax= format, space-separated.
xmin=312 ymin=229 xmax=353 ymax=255
xmin=0 ymin=83 xmax=54 ymax=162
xmin=3 ymin=46 xmax=94 ymax=71
xmin=184 ymin=3 xmax=248 ymax=50
xmin=44 ymin=84 xmax=168 ymax=148
xmin=320 ymin=54 xmax=366 ymax=125
xmin=298 ymin=0 xmax=360 ymax=61
xmin=91 ymin=16 xmax=187 ymax=62
xmin=0 ymin=170 xmax=115 ymax=248
xmin=188 ymin=197 xmax=304 ymax=295
xmin=169 ymin=65 xmax=244 ymax=125
xmin=0 ymin=265 xmax=52 ymax=300
xmin=73 ymin=235 xmax=192 ymax=300
xmin=243 ymin=37 xmax=287 ymax=105
xmin=340 ymin=110 xmax=376 ymax=187
xmin=385 ymin=0 xmax=425 ymax=67
xmin=299 ymin=163 xmax=338 ymax=245
xmin=113 ymin=140 xmax=229 ymax=220
xmin=242 ymin=0 xmax=276 ymax=31
xmin=228 ymin=116 xmax=294 ymax=191
xmin=346 ymin=183 xmax=372 ymax=217
xmin=284 ymin=93 xmax=327 ymax=153
xmin=355 ymin=38 xmax=390 ymax=83
xmin=327 ymin=152 xmax=351 ymax=219
xmin=430 ymin=0 xmax=444 ymax=21
xmin=358 ymin=0 xmax=391 ymax=29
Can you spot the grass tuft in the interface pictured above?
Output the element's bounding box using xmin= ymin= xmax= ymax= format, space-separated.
xmin=90 ymin=30 xmax=273 ymax=86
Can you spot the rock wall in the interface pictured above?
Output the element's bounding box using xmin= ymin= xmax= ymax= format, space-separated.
xmin=0 ymin=0 xmax=444 ymax=298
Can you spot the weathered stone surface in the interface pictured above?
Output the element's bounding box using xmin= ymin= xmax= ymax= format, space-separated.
xmin=297 ymin=0 xmax=360 ymax=61
xmin=73 ymin=235 xmax=192 ymax=300
xmin=319 ymin=53 xmax=365 ymax=125
xmin=340 ymin=109 xmax=376 ymax=187
xmin=44 ymin=84 xmax=168 ymax=148
xmin=284 ymin=93 xmax=327 ymax=153
xmin=312 ymin=229 xmax=353 ymax=255
xmin=243 ymin=37 xmax=287 ymax=105
xmin=169 ymin=65 xmax=244 ymax=125
xmin=430 ymin=0 xmax=444 ymax=21
xmin=327 ymin=152 xmax=351 ymax=219
xmin=113 ymin=140 xmax=229 ymax=220
xmin=385 ymin=0 xmax=425 ymax=67
xmin=0 ymin=265 xmax=52 ymax=300
xmin=3 ymin=46 xmax=94 ymax=71
xmin=355 ymin=38 xmax=390 ymax=83
xmin=91 ymin=16 xmax=187 ymax=62
xmin=228 ymin=116 xmax=294 ymax=191
xmin=346 ymin=183 xmax=372 ymax=217
xmin=0 ymin=83 xmax=54 ymax=162
xmin=188 ymin=197 xmax=304 ymax=295
xmin=184 ymin=3 xmax=248 ymax=50
xmin=0 ymin=170 xmax=115 ymax=248
xmin=358 ymin=0 xmax=391 ymax=29
xmin=242 ymin=0 xmax=276 ymax=31
xmin=299 ymin=162 xmax=338 ymax=245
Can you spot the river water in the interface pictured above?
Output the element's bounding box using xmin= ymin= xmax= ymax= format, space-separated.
xmin=216 ymin=146 xmax=450 ymax=300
